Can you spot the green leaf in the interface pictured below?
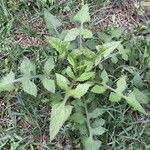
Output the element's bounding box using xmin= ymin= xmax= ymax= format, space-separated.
xmin=64 ymin=28 xmax=93 ymax=42
xmin=71 ymin=112 xmax=85 ymax=124
xmin=69 ymin=83 xmax=91 ymax=99
xmin=64 ymin=28 xmax=79 ymax=42
xmin=146 ymin=70 xmax=150 ymax=81
xmin=109 ymin=92 xmax=121 ymax=102
xmin=44 ymin=9 xmax=61 ymax=30
xmin=89 ymin=108 xmax=105 ymax=118
xmin=81 ymin=29 xmax=93 ymax=39
xmin=67 ymin=54 xmax=76 ymax=68
xmin=21 ymin=77 xmax=37 ymax=97
xmin=83 ymin=137 xmax=101 ymax=150
xmin=50 ymin=102 xmax=73 ymax=142
xmin=134 ymin=88 xmax=149 ymax=104
xmin=103 ymin=41 xmax=121 ymax=58
xmin=92 ymin=126 xmax=107 ymax=135
xmin=122 ymin=53 xmax=128 ymax=61
xmin=0 ymin=71 xmax=15 ymax=92
xmin=20 ymin=57 xmax=35 ymax=76
xmin=91 ymin=118 xmax=105 ymax=128
xmin=76 ymin=72 xmax=95 ymax=82
xmin=48 ymin=37 xmax=68 ymax=57
xmin=73 ymin=4 xmax=90 ymax=23
xmin=141 ymin=1 xmax=150 ymax=6
xmin=42 ymin=78 xmax=55 ymax=93
xmin=10 ymin=142 xmax=19 ymax=150
xmin=56 ymin=73 xmax=70 ymax=91
xmin=66 ymin=66 xmax=75 ymax=79
xmin=44 ymin=57 xmax=55 ymax=74
xmin=112 ymin=27 xmax=124 ymax=39
xmin=98 ymin=32 xmax=111 ymax=42
xmin=116 ymin=76 xmax=127 ymax=94
xmin=127 ymin=92 xmax=146 ymax=114
xmin=81 ymin=48 xmax=96 ymax=59
xmin=111 ymin=56 xmax=118 ymax=64
xmin=91 ymin=85 xmax=106 ymax=94
xmin=132 ymin=73 xmax=144 ymax=88
xmin=101 ymin=70 xmax=109 ymax=84
xmin=94 ymin=54 xmax=102 ymax=66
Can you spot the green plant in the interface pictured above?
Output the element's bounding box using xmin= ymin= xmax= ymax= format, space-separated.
xmin=0 ymin=3 xmax=148 ymax=149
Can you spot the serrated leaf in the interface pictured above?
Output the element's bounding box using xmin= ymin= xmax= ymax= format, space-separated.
xmin=134 ymin=88 xmax=149 ymax=104
xmin=76 ymin=72 xmax=95 ymax=82
xmin=91 ymin=85 xmax=106 ymax=94
xmin=94 ymin=54 xmax=102 ymax=66
xmin=69 ymin=83 xmax=91 ymax=99
xmin=44 ymin=9 xmax=61 ymax=30
xmin=101 ymin=70 xmax=109 ymax=84
xmin=92 ymin=126 xmax=107 ymax=135
xmin=109 ymin=92 xmax=121 ymax=102
xmin=122 ymin=53 xmax=128 ymax=61
xmin=48 ymin=37 xmax=68 ymax=57
xmin=71 ymin=112 xmax=85 ymax=124
xmin=81 ymin=48 xmax=96 ymax=59
xmin=83 ymin=137 xmax=101 ymax=150
xmin=103 ymin=41 xmax=121 ymax=58
xmin=89 ymin=108 xmax=105 ymax=118
xmin=98 ymin=32 xmax=111 ymax=42
xmin=81 ymin=29 xmax=93 ymax=39
xmin=21 ymin=77 xmax=37 ymax=97
xmin=116 ymin=76 xmax=126 ymax=94
xmin=64 ymin=28 xmax=93 ymax=42
xmin=112 ymin=27 xmax=124 ymax=39
xmin=10 ymin=142 xmax=19 ymax=150
xmin=132 ymin=73 xmax=144 ymax=88
xmin=111 ymin=56 xmax=118 ymax=64
xmin=67 ymin=54 xmax=76 ymax=68
xmin=66 ymin=66 xmax=75 ymax=79
xmin=127 ymin=92 xmax=146 ymax=114
xmin=50 ymin=102 xmax=73 ymax=142
xmin=20 ymin=57 xmax=35 ymax=76
xmin=64 ymin=28 xmax=79 ymax=42
xmin=42 ymin=78 xmax=55 ymax=93
xmin=91 ymin=118 xmax=106 ymax=128
xmin=44 ymin=57 xmax=55 ymax=74
xmin=0 ymin=72 xmax=15 ymax=92
xmin=56 ymin=73 xmax=70 ymax=91
xmin=73 ymin=4 xmax=90 ymax=23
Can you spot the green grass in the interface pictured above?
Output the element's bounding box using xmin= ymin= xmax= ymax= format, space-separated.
xmin=0 ymin=0 xmax=150 ymax=149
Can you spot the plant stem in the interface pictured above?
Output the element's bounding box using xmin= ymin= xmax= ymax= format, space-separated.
xmin=79 ymin=22 xmax=83 ymax=49
xmin=64 ymin=94 xmax=70 ymax=104
xmin=84 ymin=103 xmax=93 ymax=138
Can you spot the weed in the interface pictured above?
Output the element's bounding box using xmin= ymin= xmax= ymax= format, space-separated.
xmin=0 ymin=1 xmax=150 ymax=150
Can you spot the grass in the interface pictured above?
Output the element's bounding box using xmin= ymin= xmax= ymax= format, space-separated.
xmin=0 ymin=0 xmax=150 ymax=149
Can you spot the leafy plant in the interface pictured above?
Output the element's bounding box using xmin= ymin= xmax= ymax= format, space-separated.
xmin=0 ymin=3 xmax=148 ymax=149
